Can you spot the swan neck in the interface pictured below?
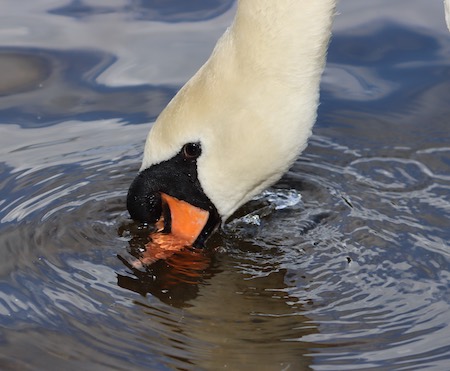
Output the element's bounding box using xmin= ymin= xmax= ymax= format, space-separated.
xmin=227 ymin=0 xmax=335 ymax=83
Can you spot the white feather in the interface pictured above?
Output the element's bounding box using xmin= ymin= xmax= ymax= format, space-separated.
xmin=140 ymin=0 xmax=336 ymax=220
xmin=445 ymin=0 xmax=450 ymax=31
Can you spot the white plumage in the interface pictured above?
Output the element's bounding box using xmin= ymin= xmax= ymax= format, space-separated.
xmin=445 ymin=0 xmax=450 ymax=31
xmin=139 ymin=0 xmax=336 ymax=221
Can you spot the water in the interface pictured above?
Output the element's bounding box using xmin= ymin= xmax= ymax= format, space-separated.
xmin=1 ymin=1 xmax=450 ymax=370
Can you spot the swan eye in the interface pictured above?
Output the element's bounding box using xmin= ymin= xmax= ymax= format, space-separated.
xmin=182 ymin=142 xmax=202 ymax=160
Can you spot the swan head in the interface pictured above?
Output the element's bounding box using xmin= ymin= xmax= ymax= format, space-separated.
xmin=127 ymin=1 xmax=334 ymax=246
xmin=126 ymin=137 xmax=221 ymax=246
xmin=127 ymin=55 xmax=316 ymax=246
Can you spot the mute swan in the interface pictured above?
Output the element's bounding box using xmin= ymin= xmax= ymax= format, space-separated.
xmin=127 ymin=0 xmax=336 ymax=245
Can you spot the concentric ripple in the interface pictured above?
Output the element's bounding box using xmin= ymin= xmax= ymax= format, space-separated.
xmin=0 ymin=120 xmax=212 ymax=370
xmin=2 ymin=119 xmax=450 ymax=369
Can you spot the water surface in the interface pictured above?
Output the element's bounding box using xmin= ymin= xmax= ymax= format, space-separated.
xmin=1 ymin=1 xmax=450 ymax=370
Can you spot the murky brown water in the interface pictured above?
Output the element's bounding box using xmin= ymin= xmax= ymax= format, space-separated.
xmin=1 ymin=1 xmax=450 ymax=370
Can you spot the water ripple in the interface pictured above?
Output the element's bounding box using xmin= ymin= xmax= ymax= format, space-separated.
xmin=1 ymin=2 xmax=450 ymax=368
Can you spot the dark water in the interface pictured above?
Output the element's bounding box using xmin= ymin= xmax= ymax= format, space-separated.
xmin=1 ymin=1 xmax=450 ymax=370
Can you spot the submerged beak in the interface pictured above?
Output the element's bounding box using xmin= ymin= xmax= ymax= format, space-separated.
xmin=127 ymin=163 xmax=221 ymax=247
xmin=160 ymin=193 xmax=210 ymax=246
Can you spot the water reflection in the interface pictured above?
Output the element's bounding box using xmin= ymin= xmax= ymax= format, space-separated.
xmin=125 ymin=235 xmax=321 ymax=370
xmin=50 ymin=0 xmax=235 ymax=23
xmin=0 ymin=51 xmax=50 ymax=96
xmin=117 ymin=252 xmax=213 ymax=307
xmin=0 ymin=49 xmax=175 ymax=127
xmin=117 ymin=222 xmax=220 ymax=307
xmin=186 ymin=265 xmax=318 ymax=370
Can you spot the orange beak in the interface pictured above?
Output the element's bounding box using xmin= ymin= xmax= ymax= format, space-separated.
xmin=160 ymin=193 xmax=209 ymax=246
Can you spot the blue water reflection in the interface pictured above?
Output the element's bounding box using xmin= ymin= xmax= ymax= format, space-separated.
xmin=0 ymin=49 xmax=175 ymax=127
xmin=51 ymin=0 xmax=235 ymax=22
